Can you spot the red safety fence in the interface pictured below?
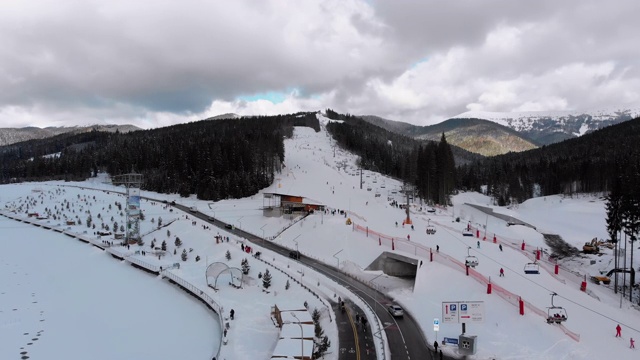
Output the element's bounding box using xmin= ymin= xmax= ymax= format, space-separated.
xmin=352 ymin=221 xmax=580 ymax=342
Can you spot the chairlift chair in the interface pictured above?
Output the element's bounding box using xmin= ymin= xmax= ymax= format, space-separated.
xmin=546 ymin=293 xmax=568 ymax=324
xmin=524 ymin=262 xmax=540 ymax=274
xmin=465 ymin=256 xmax=479 ymax=268
xmin=465 ymin=247 xmax=478 ymax=267
xmin=462 ymin=230 xmax=473 ymax=237
xmin=426 ymin=224 xmax=436 ymax=235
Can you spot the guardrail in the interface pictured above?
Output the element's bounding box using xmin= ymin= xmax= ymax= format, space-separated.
xmin=161 ymin=271 xmax=225 ymax=359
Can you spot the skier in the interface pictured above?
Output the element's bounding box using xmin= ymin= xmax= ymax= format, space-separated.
xmin=477 ymin=240 xmax=480 ymax=249
xmin=436 ymin=245 xmax=439 ymax=252
xmin=433 ymin=340 xmax=438 ymax=352
xmin=499 ymin=244 xmax=503 ymax=251
xmin=631 ymin=337 xmax=635 ymax=349
xmin=616 ymin=324 xmax=622 ymax=337
xmin=499 ymin=268 xmax=504 ymax=277
xmin=230 ymin=309 xmax=235 ymax=320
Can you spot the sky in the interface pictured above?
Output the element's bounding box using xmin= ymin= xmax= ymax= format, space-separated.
xmin=2 ymin=0 xmax=640 ymax=129
xmin=3 ymin=114 xmax=640 ymax=359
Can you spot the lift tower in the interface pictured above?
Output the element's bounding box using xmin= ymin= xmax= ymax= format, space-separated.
xmin=112 ymin=172 xmax=143 ymax=244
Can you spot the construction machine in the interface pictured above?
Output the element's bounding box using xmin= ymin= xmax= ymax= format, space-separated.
xmin=583 ymin=238 xmax=600 ymax=254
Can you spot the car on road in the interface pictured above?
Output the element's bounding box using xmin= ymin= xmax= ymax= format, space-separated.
xmin=225 ymin=224 xmax=234 ymax=230
xmin=207 ymin=216 xmax=215 ymax=221
xmin=289 ymin=250 xmax=301 ymax=260
xmin=388 ymin=304 xmax=404 ymax=317
xmin=189 ymin=206 xmax=198 ymax=212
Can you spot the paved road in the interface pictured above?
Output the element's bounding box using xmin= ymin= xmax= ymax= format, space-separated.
xmin=155 ymin=199 xmax=460 ymax=359
xmin=466 ymin=203 xmax=537 ymax=230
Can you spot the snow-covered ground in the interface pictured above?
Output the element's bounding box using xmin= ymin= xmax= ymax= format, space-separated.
xmin=2 ymin=113 xmax=640 ymax=359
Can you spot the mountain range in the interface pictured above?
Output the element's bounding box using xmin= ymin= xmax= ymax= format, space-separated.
xmin=1 ymin=107 xmax=639 ymax=156
xmin=362 ymin=107 xmax=640 ymax=156
xmin=0 ymin=124 xmax=140 ymax=147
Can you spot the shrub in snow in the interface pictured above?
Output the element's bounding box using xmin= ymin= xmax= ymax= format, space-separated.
xmin=181 ymin=249 xmax=187 ymax=261
xmin=161 ymin=240 xmax=167 ymax=251
xmin=262 ymin=269 xmax=272 ymax=289
xmin=241 ymin=258 xmax=250 ymax=274
xmin=175 ymin=237 xmax=182 ymax=247
xmin=195 ymin=255 xmax=201 ymax=262
xmin=226 ymin=250 xmax=231 ymax=261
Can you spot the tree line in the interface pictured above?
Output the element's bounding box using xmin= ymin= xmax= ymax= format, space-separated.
xmin=0 ymin=112 xmax=320 ymax=201
xmin=324 ymin=109 xmax=456 ymax=205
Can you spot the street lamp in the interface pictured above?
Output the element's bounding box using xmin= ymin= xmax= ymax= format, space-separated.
xmin=292 ymin=234 xmax=301 ymax=254
xmin=370 ymin=273 xmax=384 ymax=315
xmin=237 ymin=216 xmax=244 ymax=230
xmin=260 ymin=224 xmax=267 ymax=243
xmin=290 ymin=312 xmax=304 ymax=359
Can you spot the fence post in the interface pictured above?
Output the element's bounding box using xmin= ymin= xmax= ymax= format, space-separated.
xmin=519 ymin=297 xmax=524 ymax=315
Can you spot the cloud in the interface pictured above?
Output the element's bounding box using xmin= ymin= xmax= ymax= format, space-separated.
xmin=0 ymin=0 xmax=639 ymax=128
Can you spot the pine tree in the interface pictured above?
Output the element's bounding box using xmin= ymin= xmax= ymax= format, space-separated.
xmin=225 ymin=250 xmax=231 ymax=261
xmin=195 ymin=255 xmax=201 ymax=262
xmin=241 ymin=258 xmax=250 ymax=275
xmin=137 ymin=238 xmax=144 ymax=246
xmin=312 ymin=308 xmax=320 ymax=323
xmin=158 ymin=217 xmax=163 ymax=227
xmin=161 ymin=240 xmax=167 ymax=251
xmin=262 ymin=269 xmax=272 ymax=289
xmin=175 ymin=237 xmax=182 ymax=247
xmin=285 ymin=279 xmax=290 ymax=290
xmin=181 ymin=249 xmax=187 ymax=261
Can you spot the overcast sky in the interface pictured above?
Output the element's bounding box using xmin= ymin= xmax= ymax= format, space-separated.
xmin=1 ymin=0 xmax=639 ymax=129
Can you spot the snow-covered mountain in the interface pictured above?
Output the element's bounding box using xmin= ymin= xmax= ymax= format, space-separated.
xmin=451 ymin=108 xmax=640 ymax=145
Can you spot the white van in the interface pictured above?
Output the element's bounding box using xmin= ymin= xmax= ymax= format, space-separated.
xmin=189 ymin=206 xmax=197 ymax=212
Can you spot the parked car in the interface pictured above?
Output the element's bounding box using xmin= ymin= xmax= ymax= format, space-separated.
xmin=388 ymin=304 xmax=404 ymax=317
xmin=189 ymin=206 xmax=197 ymax=212
xmin=225 ymin=224 xmax=234 ymax=230
xmin=289 ymin=250 xmax=301 ymax=260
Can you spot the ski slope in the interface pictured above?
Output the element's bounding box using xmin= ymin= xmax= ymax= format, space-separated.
xmin=2 ymin=112 xmax=639 ymax=359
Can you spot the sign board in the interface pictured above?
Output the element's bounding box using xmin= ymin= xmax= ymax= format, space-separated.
xmin=443 ymin=337 xmax=459 ymax=345
xmin=433 ymin=318 xmax=440 ymax=331
xmin=442 ymin=301 xmax=485 ymax=323
xmin=127 ymin=188 xmax=141 ymax=218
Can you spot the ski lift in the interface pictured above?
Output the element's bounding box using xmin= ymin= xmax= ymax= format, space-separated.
xmin=462 ymin=230 xmax=473 ymax=237
xmin=465 ymin=247 xmax=479 ymax=268
xmin=546 ymin=293 xmax=568 ymax=324
xmin=524 ymin=262 xmax=540 ymax=274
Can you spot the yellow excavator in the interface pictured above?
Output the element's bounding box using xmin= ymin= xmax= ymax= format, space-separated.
xmin=583 ymin=238 xmax=600 ymax=254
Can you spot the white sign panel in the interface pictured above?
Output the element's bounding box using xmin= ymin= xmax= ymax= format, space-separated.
xmin=442 ymin=301 xmax=484 ymax=323
xmin=433 ymin=318 xmax=440 ymax=331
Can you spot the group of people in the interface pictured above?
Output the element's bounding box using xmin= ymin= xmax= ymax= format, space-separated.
xmin=616 ymin=324 xmax=635 ymax=348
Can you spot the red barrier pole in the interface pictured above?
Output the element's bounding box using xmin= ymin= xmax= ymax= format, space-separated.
xmin=519 ymin=297 xmax=524 ymax=315
xmin=392 ymin=239 xmax=395 ymax=251
xmin=476 ymin=229 xmax=480 ymax=238
xmin=466 ymin=265 xmax=469 ymax=276
xmin=580 ymin=275 xmax=587 ymax=292
xmin=366 ymin=226 xmax=368 ymax=237
xmin=536 ymin=249 xmax=541 ymax=260
xmin=487 ymin=282 xmax=492 ymax=294
xmin=555 ymin=264 xmax=559 ymax=275
xmin=521 ymin=241 xmax=526 ymax=251
xmin=493 ymin=234 xmax=497 ymax=243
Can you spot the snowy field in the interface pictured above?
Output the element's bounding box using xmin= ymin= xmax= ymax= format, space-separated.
xmin=2 ymin=113 xmax=640 ymax=359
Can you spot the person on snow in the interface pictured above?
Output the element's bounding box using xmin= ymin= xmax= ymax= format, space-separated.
xmin=499 ymin=268 xmax=504 ymax=277
xmin=230 ymin=309 xmax=235 ymax=320
xmin=499 ymin=244 xmax=503 ymax=251
xmin=477 ymin=241 xmax=480 ymax=249
xmin=436 ymin=245 xmax=440 ymax=252
xmin=433 ymin=340 xmax=438 ymax=352
xmin=616 ymin=324 xmax=622 ymax=337
xmin=631 ymin=337 xmax=635 ymax=349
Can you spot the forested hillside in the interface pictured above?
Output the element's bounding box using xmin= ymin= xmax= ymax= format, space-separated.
xmin=457 ymin=116 xmax=640 ymax=205
xmin=325 ymin=109 xmax=456 ymax=205
xmin=0 ymin=113 xmax=320 ymax=201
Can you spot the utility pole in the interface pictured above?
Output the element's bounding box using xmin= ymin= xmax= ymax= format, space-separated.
xmin=360 ymin=168 xmax=363 ymax=190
